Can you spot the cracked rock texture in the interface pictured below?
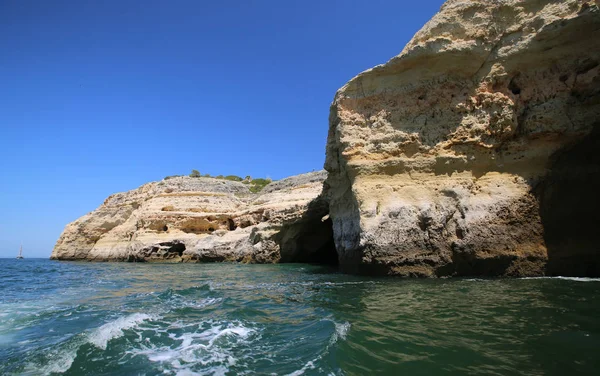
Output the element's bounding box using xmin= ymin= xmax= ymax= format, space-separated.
xmin=51 ymin=171 xmax=334 ymax=263
xmin=325 ymin=0 xmax=600 ymax=276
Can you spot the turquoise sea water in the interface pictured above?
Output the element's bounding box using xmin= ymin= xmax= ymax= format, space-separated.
xmin=0 ymin=259 xmax=599 ymax=375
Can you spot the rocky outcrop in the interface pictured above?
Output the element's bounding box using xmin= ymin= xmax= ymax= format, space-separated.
xmin=51 ymin=171 xmax=337 ymax=264
xmin=325 ymin=0 xmax=600 ymax=276
xmin=53 ymin=1 xmax=600 ymax=277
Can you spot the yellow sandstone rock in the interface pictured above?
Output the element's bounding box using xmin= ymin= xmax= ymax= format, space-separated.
xmin=325 ymin=0 xmax=600 ymax=276
xmin=51 ymin=172 xmax=336 ymax=264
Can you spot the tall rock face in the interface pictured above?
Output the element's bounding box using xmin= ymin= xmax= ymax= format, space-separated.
xmin=325 ymin=0 xmax=600 ymax=276
xmin=51 ymin=171 xmax=337 ymax=265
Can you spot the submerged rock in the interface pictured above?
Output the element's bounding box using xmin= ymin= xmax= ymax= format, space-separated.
xmin=51 ymin=171 xmax=337 ymax=264
xmin=325 ymin=0 xmax=600 ymax=276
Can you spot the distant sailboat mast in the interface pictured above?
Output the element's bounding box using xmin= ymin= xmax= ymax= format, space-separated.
xmin=16 ymin=244 xmax=24 ymax=259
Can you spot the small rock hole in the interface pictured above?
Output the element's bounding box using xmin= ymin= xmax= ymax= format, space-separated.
xmin=227 ymin=218 xmax=237 ymax=231
xmin=417 ymin=215 xmax=431 ymax=231
xmin=508 ymin=73 xmax=521 ymax=95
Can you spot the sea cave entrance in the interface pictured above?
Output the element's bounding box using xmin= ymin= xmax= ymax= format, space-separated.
xmin=277 ymin=197 xmax=339 ymax=267
xmin=537 ymin=126 xmax=600 ymax=276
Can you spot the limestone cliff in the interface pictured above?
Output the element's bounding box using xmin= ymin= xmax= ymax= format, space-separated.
xmin=325 ymin=0 xmax=600 ymax=276
xmin=51 ymin=171 xmax=336 ymax=264
xmin=53 ymin=0 xmax=600 ymax=277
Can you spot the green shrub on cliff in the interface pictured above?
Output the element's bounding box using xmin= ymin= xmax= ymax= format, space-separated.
xmin=164 ymin=175 xmax=182 ymax=180
xmin=249 ymin=178 xmax=272 ymax=193
xmin=224 ymin=175 xmax=243 ymax=182
xmin=163 ymin=172 xmax=273 ymax=191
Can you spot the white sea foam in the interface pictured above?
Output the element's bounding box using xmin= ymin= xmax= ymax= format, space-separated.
xmin=38 ymin=351 xmax=76 ymax=374
xmin=334 ymin=321 xmax=350 ymax=341
xmin=89 ymin=312 xmax=155 ymax=350
xmin=285 ymin=319 xmax=350 ymax=376
xmin=166 ymin=292 xmax=223 ymax=311
xmin=321 ymin=318 xmax=350 ymax=345
xmin=129 ymin=320 xmax=256 ymax=375
xmin=286 ymin=360 xmax=317 ymax=376
xmin=26 ymin=339 xmax=83 ymax=375
xmin=183 ymin=297 xmax=222 ymax=309
xmin=521 ymin=276 xmax=600 ymax=282
xmin=322 ymin=281 xmax=375 ymax=286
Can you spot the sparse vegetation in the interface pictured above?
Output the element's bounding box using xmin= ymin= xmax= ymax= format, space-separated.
xmin=248 ymin=178 xmax=272 ymax=193
xmin=166 ymin=170 xmax=275 ymax=192
xmin=161 ymin=205 xmax=176 ymax=211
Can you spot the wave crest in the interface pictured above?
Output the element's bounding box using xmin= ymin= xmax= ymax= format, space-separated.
xmin=89 ymin=313 xmax=155 ymax=350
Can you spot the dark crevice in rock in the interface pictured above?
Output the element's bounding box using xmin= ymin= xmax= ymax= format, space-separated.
xmin=128 ymin=241 xmax=186 ymax=262
xmin=508 ymin=74 xmax=522 ymax=95
xmin=227 ymin=218 xmax=237 ymax=231
xmin=277 ymin=195 xmax=339 ymax=266
xmin=536 ymin=125 xmax=600 ymax=276
xmin=417 ymin=215 xmax=432 ymax=231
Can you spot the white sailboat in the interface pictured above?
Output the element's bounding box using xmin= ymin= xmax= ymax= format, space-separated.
xmin=16 ymin=244 xmax=24 ymax=259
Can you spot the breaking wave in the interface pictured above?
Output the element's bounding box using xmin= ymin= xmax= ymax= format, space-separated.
xmin=89 ymin=312 xmax=156 ymax=350
xmin=129 ymin=320 xmax=257 ymax=375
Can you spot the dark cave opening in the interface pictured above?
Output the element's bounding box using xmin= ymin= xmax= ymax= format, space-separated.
xmin=508 ymin=74 xmax=522 ymax=95
xmin=278 ymin=198 xmax=339 ymax=266
xmin=227 ymin=218 xmax=237 ymax=231
xmin=537 ymin=127 xmax=600 ymax=276
xmin=163 ymin=242 xmax=186 ymax=257
xmin=127 ymin=241 xmax=186 ymax=262
xmin=293 ymin=216 xmax=338 ymax=266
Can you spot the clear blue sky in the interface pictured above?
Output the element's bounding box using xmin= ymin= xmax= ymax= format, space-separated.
xmin=0 ymin=0 xmax=444 ymax=257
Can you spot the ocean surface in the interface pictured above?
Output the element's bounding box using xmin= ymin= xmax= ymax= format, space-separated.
xmin=0 ymin=259 xmax=599 ymax=375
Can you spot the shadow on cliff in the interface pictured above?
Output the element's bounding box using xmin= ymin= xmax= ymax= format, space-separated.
xmin=275 ymin=193 xmax=339 ymax=267
xmin=536 ymin=125 xmax=600 ymax=276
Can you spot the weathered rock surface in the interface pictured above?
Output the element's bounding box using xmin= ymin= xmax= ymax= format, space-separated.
xmin=53 ymin=0 xmax=599 ymax=277
xmin=51 ymin=171 xmax=336 ymax=264
xmin=325 ymin=0 xmax=600 ymax=276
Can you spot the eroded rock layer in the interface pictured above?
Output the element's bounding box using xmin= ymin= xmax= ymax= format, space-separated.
xmin=325 ymin=0 xmax=600 ymax=276
xmin=51 ymin=171 xmax=336 ymax=264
